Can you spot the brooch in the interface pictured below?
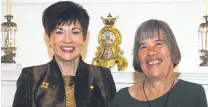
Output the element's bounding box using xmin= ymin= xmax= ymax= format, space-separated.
xmin=41 ymin=81 xmax=49 ymax=89
xmin=90 ymin=85 xmax=94 ymax=89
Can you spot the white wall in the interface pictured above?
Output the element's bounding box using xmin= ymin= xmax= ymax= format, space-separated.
xmin=1 ymin=0 xmax=207 ymax=72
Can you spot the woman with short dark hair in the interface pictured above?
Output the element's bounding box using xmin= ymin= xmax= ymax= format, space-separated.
xmin=12 ymin=1 xmax=116 ymax=107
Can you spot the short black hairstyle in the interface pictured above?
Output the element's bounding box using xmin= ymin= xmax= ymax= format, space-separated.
xmin=133 ymin=19 xmax=181 ymax=72
xmin=42 ymin=1 xmax=89 ymax=40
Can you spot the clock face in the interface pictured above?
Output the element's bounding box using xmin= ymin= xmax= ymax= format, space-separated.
xmin=101 ymin=30 xmax=115 ymax=45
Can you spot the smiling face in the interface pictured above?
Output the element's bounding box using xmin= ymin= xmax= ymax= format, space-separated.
xmin=48 ymin=21 xmax=85 ymax=62
xmin=137 ymin=33 xmax=173 ymax=80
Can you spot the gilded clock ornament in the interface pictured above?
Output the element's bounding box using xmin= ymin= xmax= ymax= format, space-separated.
xmin=92 ymin=13 xmax=128 ymax=71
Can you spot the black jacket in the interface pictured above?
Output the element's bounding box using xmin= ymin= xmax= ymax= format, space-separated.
xmin=12 ymin=57 xmax=116 ymax=107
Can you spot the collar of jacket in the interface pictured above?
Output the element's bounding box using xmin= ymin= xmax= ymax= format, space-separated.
xmin=49 ymin=55 xmax=88 ymax=78
xmin=48 ymin=55 xmax=93 ymax=106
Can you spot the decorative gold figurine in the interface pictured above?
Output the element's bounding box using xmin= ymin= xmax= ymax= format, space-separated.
xmin=92 ymin=13 xmax=128 ymax=71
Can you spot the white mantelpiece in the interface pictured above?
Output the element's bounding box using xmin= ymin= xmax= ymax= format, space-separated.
xmin=2 ymin=64 xmax=208 ymax=107
xmin=1 ymin=64 xmax=22 ymax=107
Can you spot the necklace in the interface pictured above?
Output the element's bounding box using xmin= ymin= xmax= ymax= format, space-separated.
xmin=143 ymin=79 xmax=175 ymax=107
xmin=62 ymin=76 xmax=76 ymax=87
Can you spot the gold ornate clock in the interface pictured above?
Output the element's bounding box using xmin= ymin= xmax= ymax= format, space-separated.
xmin=92 ymin=13 xmax=128 ymax=71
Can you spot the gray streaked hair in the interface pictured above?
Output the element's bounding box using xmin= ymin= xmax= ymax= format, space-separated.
xmin=133 ymin=19 xmax=181 ymax=72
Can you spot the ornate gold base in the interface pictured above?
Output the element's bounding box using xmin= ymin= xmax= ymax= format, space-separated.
xmin=92 ymin=57 xmax=128 ymax=71
xmin=92 ymin=46 xmax=128 ymax=71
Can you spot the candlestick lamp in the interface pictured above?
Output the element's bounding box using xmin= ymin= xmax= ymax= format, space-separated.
xmin=1 ymin=0 xmax=18 ymax=63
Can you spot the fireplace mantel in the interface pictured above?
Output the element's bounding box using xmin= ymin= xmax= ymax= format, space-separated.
xmin=1 ymin=64 xmax=208 ymax=107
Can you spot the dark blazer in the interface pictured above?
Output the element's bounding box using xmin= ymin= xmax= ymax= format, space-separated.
xmin=12 ymin=56 xmax=116 ymax=107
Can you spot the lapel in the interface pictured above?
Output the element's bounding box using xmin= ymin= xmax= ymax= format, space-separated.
xmin=48 ymin=57 xmax=65 ymax=102
xmin=35 ymin=56 xmax=94 ymax=107
xmin=35 ymin=57 xmax=65 ymax=107
xmin=75 ymin=56 xmax=95 ymax=107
